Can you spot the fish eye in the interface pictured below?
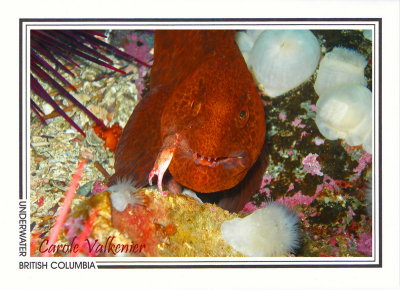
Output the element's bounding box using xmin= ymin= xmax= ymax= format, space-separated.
xmin=237 ymin=108 xmax=249 ymax=128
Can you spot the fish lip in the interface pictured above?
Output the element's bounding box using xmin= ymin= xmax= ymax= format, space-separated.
xmin=181 ymin=146 xmax=249 ymax=168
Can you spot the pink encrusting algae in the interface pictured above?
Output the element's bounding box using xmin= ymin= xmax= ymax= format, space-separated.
xmin=92 ymin=180 xmax=109 ymax=194
xmin=261 ymin=175 xmax=273 ymax=187
xmin=300 ymin=131 xmax=309 ymax=139
xmin=356 ymin=233 xmax=372 ymax=256
xmin=308 ymin=104 xmax=317 ymax=112
xmin=353 ymin=152 xmax=372 ymax=176
xmin=302 ymin=153 xmax=324 ymax=176
xmin=259 ymin=187 xmax=271 ymax=197
xmin=257 ymin=175 xmax=273 ymax=198
xmin=315 ymin=175 xmax=341 ymax=195
xmin=292 ymin=118 xmax=306 ymax=128
xmin=124 ymin=33 xmax=153 ymax=100
xmin=241 ymin=201 xmax=267 ymax=213
xmin=125 ymin=33 xmax=153 ymax=65
xmin=314 ymin=137 xmax=325 ymax=146
xmin=276 ymin=190 xmax=318 ymax=208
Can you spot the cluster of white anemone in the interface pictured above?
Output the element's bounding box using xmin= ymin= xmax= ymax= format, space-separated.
xmin=220 ymin=31 xmax=372 ymax=257
xmin=314 ymin=47 xmax=372 ymax=154
xmin=236 ymin=30 xmax=372 ymax=154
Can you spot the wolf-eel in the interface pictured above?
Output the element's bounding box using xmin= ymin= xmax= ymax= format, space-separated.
xmin=111 ymin=30 xmax=267 ymax=212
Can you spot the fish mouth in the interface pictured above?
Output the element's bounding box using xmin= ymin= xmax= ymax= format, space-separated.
xmin=165 ymin=134 xmax=252 ymax=192
xmin=183 ymin=146 xmax=249 ymax=169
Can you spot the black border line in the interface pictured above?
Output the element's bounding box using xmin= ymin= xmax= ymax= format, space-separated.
xmin=96 ymin=259 xmax=375 ymax=263
xmin=96 ymin=264 xmax=381 ymax=269
xmin=20 ymin=18 xmax=381 ymax=22
xmin=25 ymin=24 xmax=28 ymax=201
xmin=378 ymin=18 xmax=383 ymax=265
xmin=19 ymin=20 xmax=23 ymax=200
xmin=20 ymin=18 xmax=382 ymax=269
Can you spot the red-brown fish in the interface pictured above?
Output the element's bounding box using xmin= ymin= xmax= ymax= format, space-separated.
xmin=111 ymin=30 xmax=267 ymax=212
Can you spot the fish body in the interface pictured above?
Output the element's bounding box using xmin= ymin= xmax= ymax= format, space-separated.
xmin=112 ymin=30 xmax=267 ymax=212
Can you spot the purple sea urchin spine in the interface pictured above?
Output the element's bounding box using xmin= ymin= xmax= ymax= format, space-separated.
xmin=31 ymin=63 xmax=106 ymax=129
xmin=31 ymin=75 xmax=86 ymax=136
xmin=30 ymin=30 xmax=145 ymax=135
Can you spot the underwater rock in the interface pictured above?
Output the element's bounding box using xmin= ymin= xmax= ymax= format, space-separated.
xmin=82 ymin=188 xmax=243 ymax=257
xmin=30 ymin=29 xmax=374 ymax=259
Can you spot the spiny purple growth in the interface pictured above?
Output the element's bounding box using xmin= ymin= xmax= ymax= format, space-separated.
xmin=31 ymin=75 xmax=86 ymax=136
xmin=30 ymin=100 xmax=46 ymax=124
xmin=30 ymin=30 xmax=151 ymax=136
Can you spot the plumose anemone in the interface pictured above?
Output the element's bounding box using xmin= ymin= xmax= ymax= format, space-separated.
xmin=314 ymin=47 xmax=368 ymax=97
xmin=315 ymin=84 xmax=372 ymax=153
xmin=221 ymin=203 xmax=299 ymax=256
xmin=237 ymin=30 xmax=321 ymax=97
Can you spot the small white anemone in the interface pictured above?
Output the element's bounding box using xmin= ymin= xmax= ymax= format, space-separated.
xmin=246 ymin=30 xmax=320 ymax=97
xmin=221 ymin=203 xmax=299 ymax=257
xmin=108 ymin=179 xmax=143 ymax=212
xmin=315 ymin=84 xmax=372 ymax=153
xmin=181 ymin=188 xmax=203 ymax=203
xmin=314 ymin=47 xmax=368 ymax=97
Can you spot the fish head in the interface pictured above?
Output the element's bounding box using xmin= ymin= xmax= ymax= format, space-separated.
xmin=160 ymin=55 xmax=266 ymax=192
